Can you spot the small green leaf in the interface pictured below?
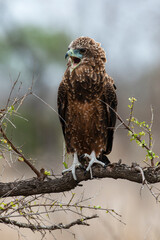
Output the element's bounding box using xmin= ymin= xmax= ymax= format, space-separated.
xmin=139 ymin=131 xmax=145 ymax=136
xmin=1 ymin=139 xmax=7 ymax=144
xmin=128 ymin=131 xmax=132 ymax=136
xmin=155 ymin=161 xmax=159 ymax=166
xmin=44 ymin=170 xmax=51 ymax=176
xmin=52 ymin=201 xmax=57 ymax=206
xmin=18 ymin=157 xmax=24 ymax=162
xmin=94 ymin=205 xmax=101 ymax=209
xmin=63 ymin=161 xmax=68 ymax=169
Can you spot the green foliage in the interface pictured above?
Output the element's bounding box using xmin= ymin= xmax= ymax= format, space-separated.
xmin=0 ymin=26 xmax=71 ymax=65
xmin=8 ymin=105 xmax=15 ymax=114
xmin=128 ymin=97 xmax=137 ymax=108
xmin=127 ymin=97 xmax=159 ymax=165
xmin=0 ymin=27 xmax=71 ymax=157
xmin=94 ymin=205 xmax=101 ymax=209
xmin=18 ymin=157 xmax=24 ymax=162
xmin=63 ymin=161 xmax=68 ymax=169
xmin=0 ymin=138 xmax=12 ymax=151
xmin=44 ymin=170 xmax=51 ymax=176
xmin=6 ymin=108 xmax=40 ymax=155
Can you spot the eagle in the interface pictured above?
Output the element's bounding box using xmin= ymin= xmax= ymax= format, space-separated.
xmin=57 ymin=36 xmax=117 ymax=180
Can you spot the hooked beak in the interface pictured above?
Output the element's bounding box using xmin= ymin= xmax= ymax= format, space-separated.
xmin=65 ymin=48 xmax=83 ymax=60
xmin=65 ymin=48 xmax=83 ymax=71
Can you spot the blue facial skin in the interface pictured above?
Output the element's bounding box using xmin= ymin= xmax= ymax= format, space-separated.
xmin=65 ymin=49 xmax=83 ymax=60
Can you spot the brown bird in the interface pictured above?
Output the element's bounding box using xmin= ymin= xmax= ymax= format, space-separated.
xmin=57 ymin=36 xmax=117 ymax=180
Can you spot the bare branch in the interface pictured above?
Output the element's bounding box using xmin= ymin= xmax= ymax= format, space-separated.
xmin=0 ymin=126 xmax=42 ymax=178
xmin=5 ymin=73 xmax=21 ymax=110
xmin=0 ymin=163 xmax=160 ymax=198
xmin=0 ymin=214 xmax=98 ymax=231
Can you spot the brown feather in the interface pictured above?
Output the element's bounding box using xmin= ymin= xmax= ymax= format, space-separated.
xmin=57 ymin=37 xmax=117 ymax=161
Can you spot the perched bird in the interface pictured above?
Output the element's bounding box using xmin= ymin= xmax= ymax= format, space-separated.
xmin=57 ymin=36 xmax=117 ymax=180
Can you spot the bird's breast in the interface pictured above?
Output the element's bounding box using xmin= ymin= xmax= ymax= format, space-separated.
xmin=67 ymin=99 xmax=104 ymax=127
xmin=65 ymin=98 xmax=107 ymax=156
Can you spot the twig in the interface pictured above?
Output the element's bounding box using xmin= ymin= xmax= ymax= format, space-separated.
xmin=99 ymin=99 xmax=155 ymax=166
xmin=32 ymin=92 xmax=66 ymax=124
xmin=145 ymin=183 xmax=160 ymax=202
xmin=0 ymin=126 xmax=41 ymax=178
xmin=134 ymin=165 xmax=146 ymax=184
xmin=5 ymin=73 xmax=21 ymax=110
xmin=128 ymin=98 xmax=135 ymax=126
xmin=0 ymin=214 xmax=98 ymax=231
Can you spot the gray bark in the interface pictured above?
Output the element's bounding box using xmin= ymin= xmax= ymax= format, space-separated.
xmin=0 ymin=163 xmax=159 ymax=197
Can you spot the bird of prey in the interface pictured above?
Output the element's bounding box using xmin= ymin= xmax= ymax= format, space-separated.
xmin=57 ymin=36 xmax=117 ymax=180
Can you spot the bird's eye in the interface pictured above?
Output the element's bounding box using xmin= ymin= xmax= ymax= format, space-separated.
xmin=79 ymin=48 xmax=86 ymax=54
xmin=68 ymin=47 xmax=70 ymax=50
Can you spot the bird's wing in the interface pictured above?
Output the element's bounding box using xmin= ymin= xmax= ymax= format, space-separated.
xmin=102 ymin=75 xmax=117 ymax=154
xmin=57 ymin=81 xmax=67 ymax=138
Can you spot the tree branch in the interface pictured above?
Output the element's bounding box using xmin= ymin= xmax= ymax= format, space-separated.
xmin=0 ymin=163 xmax=160 ymax=197
xmin=0 ymin=214 xmax=98 ymax=231
xmin=0 ymin=126 xmax=42 ymax=179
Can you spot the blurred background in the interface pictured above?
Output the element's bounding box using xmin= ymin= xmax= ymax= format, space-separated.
xmin=0 ymin=0 xmax=160 ymax=239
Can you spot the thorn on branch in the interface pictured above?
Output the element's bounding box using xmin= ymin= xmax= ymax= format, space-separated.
xmin=0 ymin=214 xmax=98 ymax=231
xmin=0 ymin=126 xmax=42 ymax=179
xmin=132 ymin=163 xmax=146 ymax=185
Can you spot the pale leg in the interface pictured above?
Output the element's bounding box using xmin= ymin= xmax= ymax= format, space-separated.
xmin=85 ymin=151 xmax=105 ymax=178
xmin=62 ymin=152 xmax=81 ymax=180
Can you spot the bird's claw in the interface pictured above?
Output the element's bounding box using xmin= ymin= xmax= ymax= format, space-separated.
xmin=62 ymin=152 xmax=81 ymax=181
xmin=82 ymin=151 xmax=106 ymax=179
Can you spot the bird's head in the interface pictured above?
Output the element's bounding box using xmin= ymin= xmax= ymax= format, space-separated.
xmin=65 ymin=36 xmax=106 ymax=72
